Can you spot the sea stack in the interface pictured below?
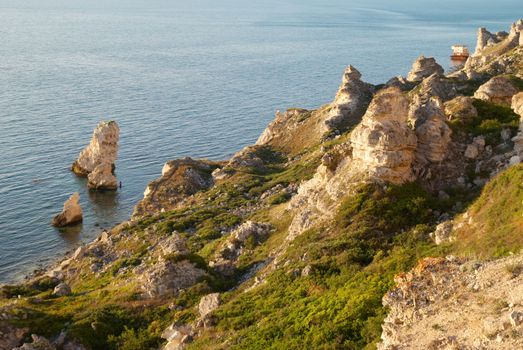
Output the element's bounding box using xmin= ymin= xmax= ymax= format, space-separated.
xmin=72 ymin=121 xmax=119 ymax=178
xmin=87 ymin=162 xmax=118 ymax=190
xmin=51 ymin=192 xmax=83 ymax=227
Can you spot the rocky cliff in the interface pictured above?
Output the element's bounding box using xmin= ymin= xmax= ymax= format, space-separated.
xmin=1 ymin=19 xmax=523 ymax=350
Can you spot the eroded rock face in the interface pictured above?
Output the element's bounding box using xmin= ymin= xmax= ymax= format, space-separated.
xmin=409 ymin=96 xmax=452 ymax=165
xmin=52 ymin=282 xmax=71 ymax=297
xmin=0 ymin=323 xmax=27 ymax=350
xmin=475 ymin=27 xmax=509 ymax=55
xmin=141 ymin=260 xmax=206 ymax=298
xmin=379 ymin=254 xmax=523 ymax=350
xmin=406 ymin=56 xmax=444 ymax=82
xmin=133 ymin=158 xmax=214 ymax=218
xmin=512 ymin=92 xmax=523 ymax=118
xmin=13 ymin=334 xmax=55 ymax=350
xmin=474 ymin=76 xmax=518 ymax=106
xmin=350 ymin=87 xmax=417 ymax=183
xmin=511 ymin=93 xmax=523 ymax=157
xmin=51 ymin=192 xmax=83 ymax=227
xmin=444 ymin=96 xmax=478 ymax=122
xmin=72 ymin=121 xmax=119 ymax=176
xmin=87 ymin=162 xmax=117 ymax=190
xmin=210 ymin=221 xmax=272 ymax=275
xmin=324 ymin=65 xmax=374 ymax=133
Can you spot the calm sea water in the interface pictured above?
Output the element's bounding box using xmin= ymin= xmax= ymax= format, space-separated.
xmin=0 ymin=0 xmax=520 ymax=283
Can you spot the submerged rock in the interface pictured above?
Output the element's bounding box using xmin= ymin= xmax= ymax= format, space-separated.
xmin=51 ymin=193 xmax=83 ymax=227
xmin=87 ymin=162 xmax=117 ymax=190
xmin=474 ymin=76 xmax=518 ymax=106
xmin=71 ymin=121 xmax=119 ymax=176
xmin=406 ymin=55 xmax=444 ymax=82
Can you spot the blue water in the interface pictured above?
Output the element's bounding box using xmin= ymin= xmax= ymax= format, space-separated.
xmin=0 ymin=0 xmax=521 ymax=283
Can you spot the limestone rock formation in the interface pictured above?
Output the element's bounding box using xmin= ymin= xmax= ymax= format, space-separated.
xmin=161 ymin=324 xmax=193 ymax=350
xmin=323 ymin=65 xmax=373 ymax=133
xmin=71 ymin=121 xmax=119 ymax=176
xmin=51 ymin=193 xmax=83 ymax=227
xmin=350 ymin=87 xmax=417 ymax=183
xmin=474 ymin=76 xmax=519 ymax=106
xmin=0 ymin=323 xmax=27 ymax=350
xmin=210 ymin=221 xmax=272 ymax=275
xmin=212 ymin=146 xmax=267 ymax=180
xmin=430 ymin=221 xmax=454 ymax=245
xmin=409 ymin=96 xmax=452 ymax=165
xmin=141 ymin=260 xmax=206 ymax=298
xmin=444 ymin=96 xmax=478 ymax=122
xmin=13 ymin=334 xmax=56 ymax=350
xmin=379 ymin=254 xmax=523 ymax=350
xmin=474 ymin=27 xmax=509 ymax=55
xmin=52 ymin=282 xmax=71 ymax=297
xmin=406 ymin=56 xmax=444 ymax=82
xmin=87 ymin=163 xmax=117 ymax=190
xmin=198 ymin=293 xmax=221 ymax=319
xmin=132 ymin=158 xmax=215 ymax=218
xmin=512 ymin=92 xmax=523 ymax=118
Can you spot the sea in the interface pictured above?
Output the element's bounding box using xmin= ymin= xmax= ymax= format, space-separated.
xmin=0 ymin=0 xmax=521 ymax=283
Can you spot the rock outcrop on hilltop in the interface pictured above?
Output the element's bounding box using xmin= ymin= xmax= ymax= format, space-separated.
xmin=323 ymin=65 xmax=374 ymax=133
xmin=132 ymin=158 xmax=216 ymax=218
xmin=406 ymin=55 xmax=444 ymax=82
xmin=71 ymin=121 xmax=119 ymax=178
xmin=379 ymin=254 xmax=523 ymax=350
xmin=51 ymin=192 xmax=83 ymax=227
xmin=474 ymin=75 xmax=519 ymax=106
xmin=256 ymin=65 xmax=373 ymax=153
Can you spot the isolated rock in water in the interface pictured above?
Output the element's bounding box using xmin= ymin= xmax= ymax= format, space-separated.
xmin=72 ymin=121 xmax=119 ymax=176
xmin=474 ymin=76 xmax=518 ymax=106
xmin=87 ymin=163 xmax=117 ymax=190
xmin=324 ymin=65 xmax=373 ymax=132
xmin=52 ymin=192 xmax=83 ymax=227
xmin=409 ymin=96 xmax=452 ymax=164
xmin=406 ymin=56 xmax=444 ymax=82
xmin=444 ymin=96 xmax=478 ymax=122
xmin=133 ymin=158 xmax=214 ymax=218
xmin=198 ymin=293 xmax=221 ymax=319
xmin=350 ymin=87 xmax=417 ymax=184
xmin=512 ymin=92 xmax=523 ymax=118
xmin=52 ymin=282 xmax=71 ymax=296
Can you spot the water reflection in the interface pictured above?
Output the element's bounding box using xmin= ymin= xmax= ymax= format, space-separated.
xmin=57 ymin=223 xmax=83 ymax=244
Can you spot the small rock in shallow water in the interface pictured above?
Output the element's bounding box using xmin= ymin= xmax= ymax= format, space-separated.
xmin=51 ymin=193 xmax=83 ymax=227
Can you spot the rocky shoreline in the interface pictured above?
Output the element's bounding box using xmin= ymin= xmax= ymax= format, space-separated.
xmin=2 ymin=19 xmax=523 ymax=350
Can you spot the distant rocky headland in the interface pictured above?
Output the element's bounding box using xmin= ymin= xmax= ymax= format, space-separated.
xmin=1 ymin=19 xmax=523 ymax=350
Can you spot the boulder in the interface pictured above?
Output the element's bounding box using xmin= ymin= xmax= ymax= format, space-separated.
xmin=350 ymin=87 xmax=417 ymax=184
xmin=444 ymin=96 xmax=478 ymax=122
xmin=161 ymin=324 xmax=193 ymax=350
xmin=132 ymin=158 xmax=215 ymax=218
xmin=141 ymin=260 xmax=206 ymax=298
xmin=406 ymin=56 xmax=444 ymax=82
xmin=198 ymin=293 xmax=221 ymax=319
xmin=512 ymin=92 xmax=523 ymax=118
xmin=464 ymin=136 xmax=486 ymax=159
xmin=72 ymin=121 xmax=119 ymax=176
xmin=52 ymin=283 xmax=71 ymax=297
xmin=323 ymin=65 xmax=374 ymax=132
xmin=87 ymin=163 xmax=117 ymax=190
xmin=51 ymin=193 xmax=83 ymax=227
xmin=474 ymin=76 xmax=518 ymax=106
xmin=430 ymin=221 xmax=454 ymax=245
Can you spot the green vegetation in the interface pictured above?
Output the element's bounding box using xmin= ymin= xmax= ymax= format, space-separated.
xmin=448 ymin=99 xmax=519 ymax=144
xmin=190 ymin=182 xmax=448 ymax=349
xmin=451 ymin=164 xmax=523 ymax=258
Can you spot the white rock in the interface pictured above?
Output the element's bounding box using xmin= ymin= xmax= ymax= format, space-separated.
xmin=510 ymin=155 xmax=521 ymax=165
xmin=87 ymin=162 xmax=117 ymax=190
xmin=198 ymin=293 xmax=221 ymax=319
xmin=51 ymin=193 xmax=83 ymax=227
xmin=52 ymin=283 xmax=71 ymax=297
xmin=72 ymin=121 xmax=119 ymax=176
